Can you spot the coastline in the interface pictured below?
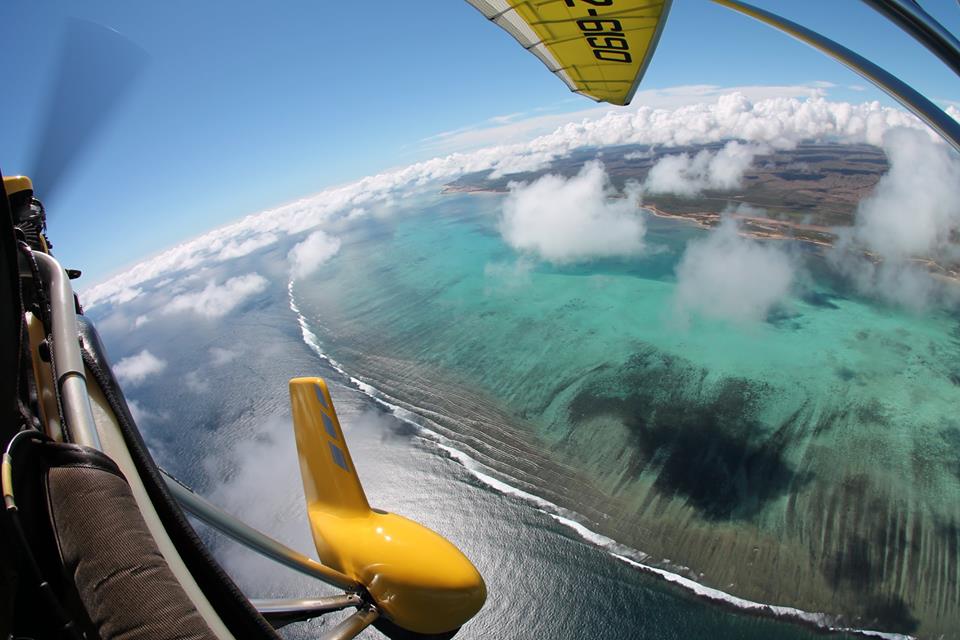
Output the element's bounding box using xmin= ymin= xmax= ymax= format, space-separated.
xmin=642 ymin=203 xmax=836 ymax=247
xmin=441 ymin=184 xmax=960 ymax=284
xmin=283 ymin=188 xmax=960 ymax=637
xmin=286 ymin=279 xmax=913 ymax=640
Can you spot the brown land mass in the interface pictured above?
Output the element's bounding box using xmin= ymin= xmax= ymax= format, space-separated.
xmin=441 ymin=142 xmax=960 ymax=283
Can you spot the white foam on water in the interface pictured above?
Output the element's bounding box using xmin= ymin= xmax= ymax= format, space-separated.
xmin=286 ymin=280 xmax=914 ymax=640
xmin=612 ymin=555 xmax=908 ymax=640
xmin=288 ymin=280 xmax=379 ymax=398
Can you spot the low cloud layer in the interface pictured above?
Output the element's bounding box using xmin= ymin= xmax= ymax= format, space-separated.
xmin=82 ymin=91 xmax=934 ymax=309
xmin=645 ymin=141 xmax=768 ymax=196
xmin=215 ymin=232 xmax=279 ymax=261
xmin=288 ymin=230 xmax=342 ymax=279
xmin=206 ymin=410 xmax=359 ymax=587
xmin=499 ymin=161 xmax=644 ymax=263
xmin=831 ymin=257 xmax=943 ymax=311
xmin=114 ymin=349 xmax=167 ymax=386
xmin=674 ymin=219 xmax=796 ymax=325
xmin=184 ymin=371 xmax=209 ymax=394
xmin=164 ymin=273 xmax=268 ymax=319
xmin=484 ymin=259 xmax=534 ymax=292
xmin=111 ymin=287 xmax=143 ymax=305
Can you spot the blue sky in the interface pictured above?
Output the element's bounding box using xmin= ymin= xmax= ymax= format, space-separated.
xmin=2 ymin=0 xmax=960 ymax=283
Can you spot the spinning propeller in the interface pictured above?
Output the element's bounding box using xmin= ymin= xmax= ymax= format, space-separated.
xmin=18 ymin=18 xmax=147 ymax=210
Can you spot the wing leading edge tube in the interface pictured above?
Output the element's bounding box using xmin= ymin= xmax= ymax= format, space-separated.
xmin=466 ymin=0 xmax=673 ymax=106
xmin=711 ymin=0 xmax=960 ymax=155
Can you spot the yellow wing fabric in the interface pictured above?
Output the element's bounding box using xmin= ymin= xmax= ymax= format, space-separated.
xmin=466 ymin=0 xmax=672 ymax=106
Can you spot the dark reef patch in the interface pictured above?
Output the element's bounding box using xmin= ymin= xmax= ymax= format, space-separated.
xmin=835 ymin=367 xmax=857 ymax=381
xmin=765 ymin=307 xmax=802 ymax=329
xmin=862 ymin=596 xmax=919 ymax=635
xmin=568 ymin=348 xmax=812 ymax=520
xmin=940 ymin=427 xmax=960 ymax=480
xmin=826 ymin=535 xmax=873 ymax=589
xmin=638 ymin=408 xmax=806 ymax=520
xmin=854 ymin=399 xmax=890 ymax=428
xmin=801 ymin=290 xmax=842 ymax=310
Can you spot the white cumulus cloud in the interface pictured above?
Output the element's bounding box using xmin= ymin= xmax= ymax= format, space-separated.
xmin=111 ymin=287 xmax=142 ymax=305
xmin=854 ymin=128 xmax=960 ymax=260
xmin=81 ymin=91 xmax=937 ymax=310
xmin=164 ymin=273 xmax=268 ymax=319
xmin=184 ymin=371 xmax=209 ymax=394
xmin=834 ymin=258 xmax=943 ymax=312
xmin=674 ymin=218 xmax=796 ymax=325
xmin=127 ymin=399 xmax=167 ymax=425
xmin=645 ymin=141 xmax=768 ymax=196
xmin=484 ymin=259 xmax=534 ymax=292
xmin=624 ymin=150 xmax=652 ymax=161
xmin=499 ymin=161 xmax=645 ymax=264
xmin=828 ymin=127 xmax=960 ymax=310
xmin=210 ymin=347 xmax=239 ymax=366
xmin=288 ymin=231 xmax=342 ymax=280
xmin=114 ymin=350 xmax=167 ymax=386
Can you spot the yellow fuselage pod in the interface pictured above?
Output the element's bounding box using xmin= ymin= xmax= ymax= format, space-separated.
xmin=289 ymin=377 xmax=486 ymax=635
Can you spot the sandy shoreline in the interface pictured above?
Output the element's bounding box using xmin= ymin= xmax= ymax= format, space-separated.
xmin=641 ymin=203 xmax=837 ymax=247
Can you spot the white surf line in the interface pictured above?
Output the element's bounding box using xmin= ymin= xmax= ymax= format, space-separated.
xmin=286 ymin=280 xmax=912 ymax=640
xmin=434 ymin=442 xmax=910 ymax=640
xmin=612 ymin=555 xmax=910 ymax=640
xmin=288 ymin=280 xmax=422 ymax=413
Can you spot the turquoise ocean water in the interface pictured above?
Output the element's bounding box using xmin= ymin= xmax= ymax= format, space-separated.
xmin=287 ymin=191 xmax=960 ymax=637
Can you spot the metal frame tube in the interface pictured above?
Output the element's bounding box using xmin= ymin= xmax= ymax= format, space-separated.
xmin=711 ymin=0 xmax=960 ymax=155
xmin=319 ymin=606 xmax=379 ymax=640
xmin=162 ymin=472 xmax=359 ymax=591
xmin=252 ymin=595 xmax=362 ymax=628
xmin=862 ymin=0 xmax=960 ymax=77
xmin=32 ymin=251 xmax=100 ymax=449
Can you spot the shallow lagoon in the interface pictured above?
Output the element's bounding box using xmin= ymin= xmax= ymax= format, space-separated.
xmin=290 ymin=191 xmax=960 ymax=636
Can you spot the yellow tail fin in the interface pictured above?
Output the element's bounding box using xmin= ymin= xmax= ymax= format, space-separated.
xmin=289 ymin=377 xmax=369 ymax=517
xmin=289 ymin=376 xmax=486 ymax=635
